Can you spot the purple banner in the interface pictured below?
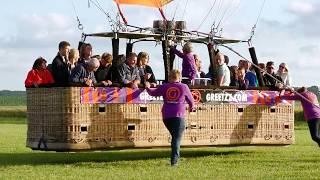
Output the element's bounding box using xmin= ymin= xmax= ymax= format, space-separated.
xmin=80 ymin=87 xmax=292 ymax=106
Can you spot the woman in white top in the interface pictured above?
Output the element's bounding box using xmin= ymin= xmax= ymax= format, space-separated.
xmin=216 ymin=52 xmax=231 ymax=86
xmin=276 ymin=62 xmax=291 ymax=86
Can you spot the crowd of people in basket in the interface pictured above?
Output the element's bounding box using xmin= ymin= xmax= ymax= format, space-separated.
xmin=25 ymin=41 xmax=291 ymax=89
xmin=24 ymin=41 xmax=320 ymax=166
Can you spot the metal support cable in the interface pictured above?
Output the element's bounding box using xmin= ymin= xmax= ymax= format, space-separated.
xmin=219 ymin=0 xmax=243 ymax=28
xmin=196 ymin=0 xmax=217 ymax=31
xmin=88 ymin=0 xmax=118 ymax=29
xmin=216 ymin=0 xmax=237 ymax=30
xmin=248 ymin=0 xmax=267 ymax=43
xmin=213 ymin=0 xmax=223 ymax=25
xmin=181 ymin=0 xmax=189 ymax=20
xmin=171 ymin=0 xmax=182 ymax=21
xmin=70 ymin=0 xmax=84 ymax=31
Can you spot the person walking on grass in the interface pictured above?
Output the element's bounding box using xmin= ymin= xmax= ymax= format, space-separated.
xmin=145 ymin=69 xmax=195 ymax=166
xmin=280 ymin=87 xmax=320 ymax=146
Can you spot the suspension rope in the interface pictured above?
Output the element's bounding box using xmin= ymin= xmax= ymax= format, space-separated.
xmin=70 ymin=0 xmax=84 ymax=31
xmin=171 ymin=0 xmax=182 ymax=21
xmin=88 ymin=0 xmax=118 ymax=29
xmin=216 ymin=0 xmax=237 ymax=30
xmin=255 ymin=0 xmax=267 ymax=27
xmin=89 ymin=0 xmax=114 ymax=22
xmin=248 ymin=0 xmax=267 ymax=44
xmin=196 ymin=0 xmax=217 ymax=31
xmin=116 ymin=2 xmax=128 ymax=24
xmin=219 ymin=0 xmax=243 ymax=28
xmin=217 ymin=43 xmax=320 ymax=108
xmin=181 ymin=0 xmax=189 ymax=21
xmin=212 ymin=0 xmax=223 ymax=26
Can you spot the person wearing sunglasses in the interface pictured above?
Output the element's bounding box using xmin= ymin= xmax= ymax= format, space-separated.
xmin=276 ymin=62 xmax=291 ymax=86
xmin=263 ymin=61 xmax=283 ymax=89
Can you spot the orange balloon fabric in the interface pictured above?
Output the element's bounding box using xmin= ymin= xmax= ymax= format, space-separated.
xmin=115 ymin=0 xmax=173 ymax=8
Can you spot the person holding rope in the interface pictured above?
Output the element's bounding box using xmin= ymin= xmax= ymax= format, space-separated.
xmin=170 ymin=42 xmax=197 ymax=85
xmin=145 ymin=69 xmax=195 ymax=166
xmin=280 ymin=87 xmax=320 ymax=147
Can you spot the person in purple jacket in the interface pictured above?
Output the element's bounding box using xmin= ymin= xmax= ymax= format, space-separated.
xmin=281 ymin=87 xmax=320 ymax=146
xmin=171 ymin=42 xmax=197 ymax=84
xmin=145 ymin=69 xmax=195 ymax=166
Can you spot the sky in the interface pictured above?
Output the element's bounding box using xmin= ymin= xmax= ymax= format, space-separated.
xmin=0 ymin=0 xmax=319 ymax=90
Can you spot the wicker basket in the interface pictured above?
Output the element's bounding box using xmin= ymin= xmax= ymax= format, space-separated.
xmin=26 ymin=87 xmax=294 ymax=151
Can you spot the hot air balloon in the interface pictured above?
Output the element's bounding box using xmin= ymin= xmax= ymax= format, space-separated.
xmin=115 ymin=0 xmax=173 ymax=8
xmin=114 ymin=0 xmax=172 ymax=24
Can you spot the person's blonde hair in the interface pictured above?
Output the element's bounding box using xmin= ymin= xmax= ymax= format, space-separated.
xmin=215 ymin=52 xmax=225 ymax=63
xmin=69 ymin=48 xmax=79 ymax=62
xmin=137 ymin=52 xmax=149 ymax=66
xmin=101 ymin=52 xmax=113 ymax=64
xmin=168 ymin=69 xmax=181 ymax=82
xmin=280 ymin=62 xmax=289 ymax=72
xmin=182 ymin=42 xmax=193 ymax=53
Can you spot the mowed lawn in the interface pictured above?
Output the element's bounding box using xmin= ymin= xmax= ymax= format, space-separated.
xmin=0 ymin=106 xmax=319 ymax=179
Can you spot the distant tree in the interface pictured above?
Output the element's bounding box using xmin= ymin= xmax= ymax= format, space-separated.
xmin=307 ymin=86 xmax=320 ymax=100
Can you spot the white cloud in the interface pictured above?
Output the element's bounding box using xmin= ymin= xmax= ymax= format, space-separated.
xmin=299 ymin=45 xmax=319 ymax=55
xmin=0 ymin=13 xmax=78 ymax=49
xmin=288 ymin=1 xmax=315 ymax=15
xmin=20 ymin=13 xmax=71 ymax=31
xmin=285 ymin=1 xmax=320 ymax=38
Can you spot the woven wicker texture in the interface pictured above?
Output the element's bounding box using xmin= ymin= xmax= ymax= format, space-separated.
xmin=26 ymin=87 xmax=294 ymax=151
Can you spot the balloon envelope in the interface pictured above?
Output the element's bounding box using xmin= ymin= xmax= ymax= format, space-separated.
xmin=114 ymin=0 xmax=173 ymax=8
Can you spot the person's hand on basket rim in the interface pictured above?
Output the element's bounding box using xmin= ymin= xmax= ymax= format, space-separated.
xmin=145 ymin=81 xmax=151 ymax=88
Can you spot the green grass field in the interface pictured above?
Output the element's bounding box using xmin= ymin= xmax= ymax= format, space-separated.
xmin=0 ymin=95 xmax=26 ymax=106
xmin=0 ymin=105 xmax=319 ymax=179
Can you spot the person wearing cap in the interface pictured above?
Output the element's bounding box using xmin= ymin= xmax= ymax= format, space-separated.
xmin=145 ymin=69 xmax=195 ymax=166
xmin=276 ymin=62 xmax=291 ymax=87
xmin=69 ymin=58 xmax=99 ymax=86
xmin=280 ymin=87 xmax=320 ymax=147
xmin=263 ymin=61 xmax=282 ymax=89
